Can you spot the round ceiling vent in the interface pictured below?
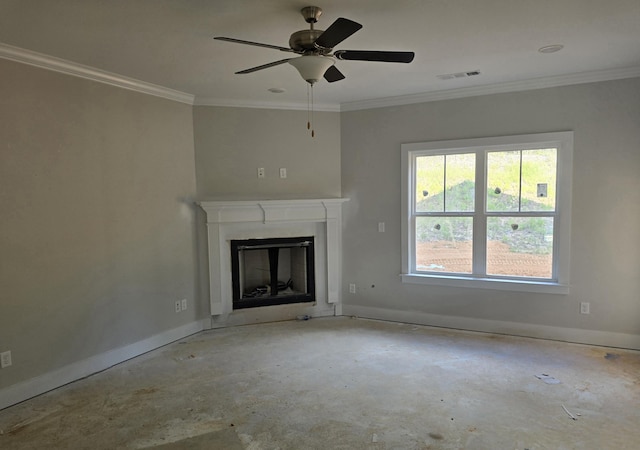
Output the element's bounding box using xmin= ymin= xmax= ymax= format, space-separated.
xmin=538 ymin=44 xmax=564 ymax=54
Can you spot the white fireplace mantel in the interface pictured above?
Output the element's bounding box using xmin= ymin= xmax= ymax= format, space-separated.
xmin=198 ymin=198 xmax=348 ymax=319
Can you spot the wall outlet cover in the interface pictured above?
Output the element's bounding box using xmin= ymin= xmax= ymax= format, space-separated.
xmin=1 ymin=351 xmax=12 ymax=368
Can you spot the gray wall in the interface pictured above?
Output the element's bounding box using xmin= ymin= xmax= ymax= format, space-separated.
xmin=0 ymin=59 xmax=199 ymax=388
xmin=194 ymin=106 xmax=341 ymax=199
xmin=341 ymin=78 xmax=640 ymax=342
xmin=2 ymin=50 xmax=638 ymax=401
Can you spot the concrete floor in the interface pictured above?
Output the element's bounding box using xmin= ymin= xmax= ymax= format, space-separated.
xmin=1 ymin=317 xmax=639 ymax=449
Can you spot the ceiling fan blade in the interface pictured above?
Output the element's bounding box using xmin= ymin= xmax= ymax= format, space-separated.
xmin=334 ymin=50 xmax=415 ymax=63
xmin=235 ymin=58 xmax=294 ymax=74
xmin=314 ymin=18 xmax=362 ymax=49
xmin=214 ymin=36 xmax=293 ymax=52
xmin=323 ymin=65 xmax=346 ymax=83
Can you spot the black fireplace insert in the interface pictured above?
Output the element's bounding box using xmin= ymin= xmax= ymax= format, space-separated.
xmin=230 ymin=236 xmax=315 ymax=309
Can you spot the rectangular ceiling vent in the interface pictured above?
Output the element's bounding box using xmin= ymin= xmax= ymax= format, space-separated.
xmin=437 ymin=70 xmax=481 ymax=80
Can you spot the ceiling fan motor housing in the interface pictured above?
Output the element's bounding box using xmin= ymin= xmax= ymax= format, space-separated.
xmin=289 ymin=29 xmax=326 ymax=52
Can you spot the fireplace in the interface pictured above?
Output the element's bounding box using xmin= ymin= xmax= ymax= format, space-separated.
xmin=198 ymin=198 xmax=348 ymax=326
xmin=231 ymin=236 xmax=315 ymax=309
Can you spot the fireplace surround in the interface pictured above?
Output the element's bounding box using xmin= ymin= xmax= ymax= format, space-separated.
xmin=198 ymin=198 xmax=347 ymax=325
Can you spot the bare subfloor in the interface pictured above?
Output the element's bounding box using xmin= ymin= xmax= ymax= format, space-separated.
xmin=1 ymin=317 xmax=639 ymax=449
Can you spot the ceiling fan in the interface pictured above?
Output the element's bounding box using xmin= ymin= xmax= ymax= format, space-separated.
xmin=214 ymin=5 xmax=415 ymax=85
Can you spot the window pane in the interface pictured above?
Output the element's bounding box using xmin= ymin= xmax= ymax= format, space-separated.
xmin=486 ymin=216 xmax=554 ymax=278
xmin=521 ymin=148 xmax=557 ymax=211
xmin=416 ymin=216 xmax=473 ymax=274
xmin=416 ymin=155 xmax=444 ymax=212
xmin=487 ymin=151 xmax=521 ymax=212
xmin=445 ymin=153 xmax=475 ymax=212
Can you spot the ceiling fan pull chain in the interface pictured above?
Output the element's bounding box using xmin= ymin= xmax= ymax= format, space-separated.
xmin=307 ymin=83 xmax=311 ymax=130
xmin=311 ymin=84 xmax=315 ymax=138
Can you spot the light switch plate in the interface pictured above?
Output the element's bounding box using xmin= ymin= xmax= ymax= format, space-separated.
xmin=1 ymin=351 xmax=12 ymax=368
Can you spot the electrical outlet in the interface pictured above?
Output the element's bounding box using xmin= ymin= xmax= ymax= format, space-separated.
xmin=1 ymin=351 xmax=12 ymax=368
xmin=279 ymin=168 xmax=287 ymax=178
xmin=181 ymin=299 xmax=187 ymax=311
xmin=580 ymin=302 xmax=590 ymax=314
xmin=378 ymin=222 xmax=385 ymax=232
xmin=257 ymin=167 xmax=265 ymax=179
xmin=175 ymin=301 xmax=182 ymax=313
xmin=349 ymin=284 xmax=356 ymax=294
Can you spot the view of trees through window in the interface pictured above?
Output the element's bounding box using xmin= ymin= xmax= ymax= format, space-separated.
xmin=414 ymin=148 xmax=557 ymax=278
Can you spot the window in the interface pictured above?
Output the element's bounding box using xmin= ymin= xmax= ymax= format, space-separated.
xmin=401 ymin=132 xmax=572 ymax=293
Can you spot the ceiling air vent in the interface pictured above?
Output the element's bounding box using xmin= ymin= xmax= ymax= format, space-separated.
xmin=437 ymin=70 xmax=481 ymax=80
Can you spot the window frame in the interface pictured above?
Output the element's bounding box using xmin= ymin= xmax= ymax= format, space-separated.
xmin=401 ymin=132 xmax=573 ymax=294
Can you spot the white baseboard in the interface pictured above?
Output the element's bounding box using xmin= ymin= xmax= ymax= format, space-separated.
xmin=342 ymin=305 xmax=640 ymax=350
xmin=5 ymin=308 xmax=636 ymax=411
xmin=0 ymin=319 xmax=208 ymax=410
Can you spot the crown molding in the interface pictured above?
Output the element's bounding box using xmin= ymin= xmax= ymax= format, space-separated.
xmin=194 ymin=97 xmax=340 ymax=112
xmin=0 ymin=42 xmax=195 ymax=105
xmin=340 ymin=66 xmax=640 ymax=111
xmin=3 ymin=42 xmax=639 ymax=112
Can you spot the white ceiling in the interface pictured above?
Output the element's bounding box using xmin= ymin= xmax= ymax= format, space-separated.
xmin=2 ymin=0 xmax=640 ymax=110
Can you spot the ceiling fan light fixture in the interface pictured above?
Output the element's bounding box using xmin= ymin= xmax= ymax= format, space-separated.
xmin=289 ymin=55 xmax=335 ymax=84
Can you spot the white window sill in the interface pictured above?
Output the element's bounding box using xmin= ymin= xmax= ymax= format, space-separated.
xmin=401 ymin=273 xmax=569 ymax=295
